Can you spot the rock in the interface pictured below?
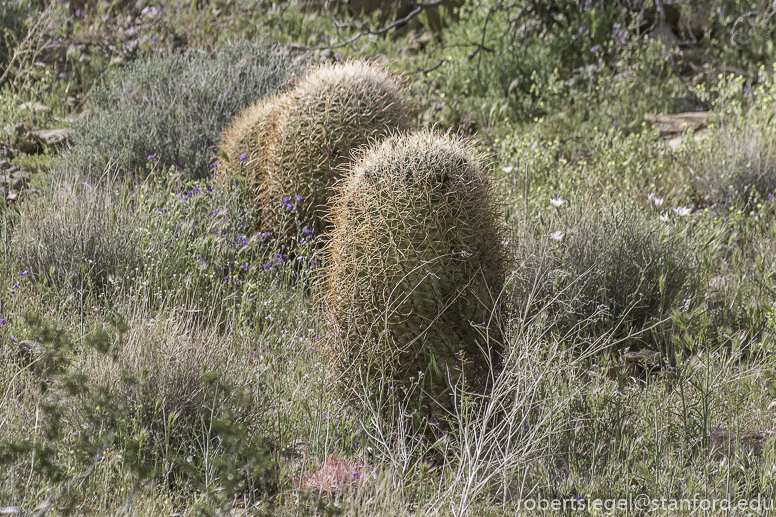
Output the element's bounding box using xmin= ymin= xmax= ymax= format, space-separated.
xmin=0 ymin=159 xmax=10 ymax=170
xmin=645 ymin=112 xmax=709 ymax=134
xmin=13 ymin=122 xmax=26 ymax=136
xmin=30 ymin=128 xmax=72 ymax=147
xmin=623 ymin=350 xmax=663 ymax=379
xmin=667 ymin=127 xmax=710 ymax=150
xmin=16 ymin=340 xmax=45 ymax=367
xmin=741 ymin=430 xmax=775 ymax=456
xmin=11 ymin=172 xmax=28 ymax=190
xmin=710 ymin=427 xmax=775 ymax=459
xmin=0 ymin=175 xmax=8 ymax=185
xmin=21 ymin=101 xmax=49 ymax=113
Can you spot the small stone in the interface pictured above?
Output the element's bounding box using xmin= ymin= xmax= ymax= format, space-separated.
xmin=16 ymin=340 xmax=45 ymax=367
xmin=30 ymin=128 xmax=72 ymax=147
xmin=644 ymin=112 xmax=709 ymax=135
xmin=740 ymin=430 xmax=775 ymax=456
xmin=11 ymin=177 xmax=26 ymax=190
xmin=21 ymin=101 xmax=49 ymax=112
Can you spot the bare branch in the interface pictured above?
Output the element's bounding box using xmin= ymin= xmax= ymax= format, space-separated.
xmin=303 ymin=0 xmax=449 ymax=51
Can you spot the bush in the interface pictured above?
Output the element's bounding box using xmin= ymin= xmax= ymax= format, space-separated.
xmin=79 ymin=311 xmax=277 ymax=496
xmin=0 ymin=0 xmax=36 ymax=69
xmin=63 ymin=41 xmax=293 ymax=182
xmin=13 ymin=172 xmax=144 ymax=294
xmin=510 ymin=199 xmax=700 ymax=346
xmin=326 ymin=130 xmax=507 ymax=426
xmin=694 ymin=71 xmax=776 ymax=208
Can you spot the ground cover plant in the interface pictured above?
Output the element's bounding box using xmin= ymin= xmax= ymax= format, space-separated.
xmin=3 ymin=1 xmax=776 ymax=516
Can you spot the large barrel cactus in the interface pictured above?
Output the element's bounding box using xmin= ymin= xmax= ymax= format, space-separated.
xmin=259 ymin=59 xmax=412 ymax=238
xmin=325 ymin=130 xmax=508 ymax=426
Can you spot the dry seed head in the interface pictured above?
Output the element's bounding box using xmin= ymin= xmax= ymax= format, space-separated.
xmin=325 ymin=129 xmax=508 ymax=423
xmin=259 ymin=59 xmax=413 ymax=238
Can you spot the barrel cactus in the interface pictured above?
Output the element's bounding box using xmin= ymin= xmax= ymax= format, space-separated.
xmin=325 ymin=130 xmax=508 ymax=426
xmin=259 ymin=59 xmax=412 ymax=238
xmin=215 ymin=95 xmax=283 ymax=190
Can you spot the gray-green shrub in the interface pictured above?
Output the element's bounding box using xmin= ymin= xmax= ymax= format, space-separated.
xmin=510 ymin=199 xmax=700 ymax=345
xmin=62 ymin=41 xmax=293 ymax=181
xmin=13 ymin=171 xmax=144 ymax=294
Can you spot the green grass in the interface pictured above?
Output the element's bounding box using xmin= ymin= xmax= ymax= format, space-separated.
xmin=3 ymin=1 xmax=776 ymax=515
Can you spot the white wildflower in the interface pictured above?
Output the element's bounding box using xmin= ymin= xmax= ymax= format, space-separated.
xmin=673 ymin=206 xmax=692 ymax=216
xmin=502 ymin=166 xmax=514 ymax=173
xmin=654 ymin=197 xmax=664 ymax=207
xmin=659 ymin=212 xmax=670 ymax=222
xmin=550 ymin=197 xmax=566 ymax=207
xmin=550 ymin=231 xmax=564 ymax=241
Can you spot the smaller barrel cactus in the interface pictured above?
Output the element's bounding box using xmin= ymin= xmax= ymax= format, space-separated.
xmin=325 ymin=130 xmax=508 ymax=428
xmin=215 ymin=95 xmax=283 ymax=193
xmin=258 ymin=59 xmax=412 ymax=238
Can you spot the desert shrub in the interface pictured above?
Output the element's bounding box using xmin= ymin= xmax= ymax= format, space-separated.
xmin=253 ymin=59 xmax=413 ymax=238
xmin=11 ymin=164 xmax=321 ymax=321
xmin=12 ymin=170 xmax=144 ymax=295
xmin=0 ymin=0 xmax=37 ymax=69
xmin=79 ymin=311 xmax=277 ymax=497
xmin=0 ymin=313 xmax=279 ymax=514
xmin=693 ymin=70 xmax=776 ymax=208
xmin=62 ymin=40 xmax=293 ymax=182
xmin=510 ymin=199 xmax=700 ymax=346
xmin=326 ymin=130 xmax=508 ymax=428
